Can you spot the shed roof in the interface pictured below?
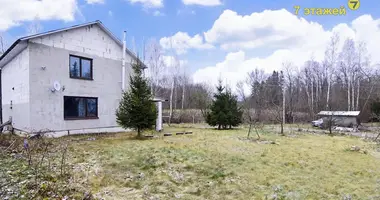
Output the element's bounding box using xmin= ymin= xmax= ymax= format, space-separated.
xmin=317 ymin=111 xmax=360 ymax=117
xmin=152 ymin=97 xmax=168 ymax=102
xmin=0 ymin=20 xmax=146 ymax=69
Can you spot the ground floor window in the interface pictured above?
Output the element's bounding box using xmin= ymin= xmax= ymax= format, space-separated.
xmin=64 ymin=96 xmax=98 ymax=119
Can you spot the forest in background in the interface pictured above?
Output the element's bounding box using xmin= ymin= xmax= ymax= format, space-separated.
xmin=144 ymin=33 xmax=380 ymax=124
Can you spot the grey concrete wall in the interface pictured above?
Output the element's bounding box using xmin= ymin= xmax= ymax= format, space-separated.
xmin=1 ymin=47 xmax=30 ymax=131
xmin=28 ymin=42 xmax=131 ymax=132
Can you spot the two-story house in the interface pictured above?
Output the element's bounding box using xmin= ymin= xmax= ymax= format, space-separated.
xmin=0 ymin=20 xmax=141 ymax=136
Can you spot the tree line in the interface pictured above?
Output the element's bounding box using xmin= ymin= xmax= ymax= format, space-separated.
xmin=141 ymin=34 xmax=380 ymax=124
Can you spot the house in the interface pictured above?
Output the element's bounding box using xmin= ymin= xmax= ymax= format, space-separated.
xmin=316 ymin=111 xmax=361 ymax=128
xmin=0 ymin=20 xmax=144 ymax=137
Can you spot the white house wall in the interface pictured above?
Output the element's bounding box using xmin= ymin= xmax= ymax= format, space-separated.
xmin=27 ymin=24 xmax=132 ymax=133
xmin=29 ymin=24 xmax=133 ymax=63
xmin=1 ymin=47 xmax=30 ymax=131
xmin=28 ymin=42 xmax=131 ymax=132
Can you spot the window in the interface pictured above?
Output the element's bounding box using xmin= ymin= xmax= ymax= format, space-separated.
xmin=64 ymin=96 xmax=98 ymax=119
xmin=69 ymin=55 xmax=93 ymax=80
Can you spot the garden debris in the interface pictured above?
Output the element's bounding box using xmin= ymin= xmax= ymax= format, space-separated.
xmin=258 ymin=140 xmax=279 ymax=145
xmin=350 ymin=146 xmax=361 ymax=151
xmin=168 ymin=170 xmax=184 ymax=183
xmin=343 ymin=194 xmax=352 ymax=200
xmin=334 ymin=127 xmax=358 ymax=132
xmin=138 ymin=172 xmax=145 ymax=179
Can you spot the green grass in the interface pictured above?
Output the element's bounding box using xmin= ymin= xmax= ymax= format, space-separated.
xmin=66 ymin=126 xmax=380 ymax=199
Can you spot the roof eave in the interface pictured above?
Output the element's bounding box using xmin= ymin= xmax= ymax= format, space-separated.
xmin=0 ymin=40 xmax=28 ymax=69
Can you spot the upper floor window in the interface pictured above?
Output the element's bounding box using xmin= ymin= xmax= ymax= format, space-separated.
xmin=69 ymin=55 xmax=93 ymax=80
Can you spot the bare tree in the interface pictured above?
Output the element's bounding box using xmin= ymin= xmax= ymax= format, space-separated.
xmin=26 ymin=18 xmax=43 ymax=35
xmin=145 ymin=39 xmax=166 ymax=97
xmin=247 ymin=69 xmax=266 ymax=121
xmin=339 ymin=38 xmax=358 ymax=111
xmin=355 ymin=41 xmax=370 ymax=110
xmin=325 ymin=33 xmax=339 ymax=109
xmin=193 ymin=83 xmax=213 ymax=119
xmin=283 ymin=62 xmax=297 ymax=123
xmin=0 ymin=35 xmax=5 ymax=55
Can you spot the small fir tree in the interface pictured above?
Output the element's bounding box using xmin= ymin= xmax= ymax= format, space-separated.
xmin=116 ymin=59 xmax=156 ymax=138
xmin=226 ymin=87 xmax=243 ymax=129
xmin=206 ymin=81 xmax=243 ymax=130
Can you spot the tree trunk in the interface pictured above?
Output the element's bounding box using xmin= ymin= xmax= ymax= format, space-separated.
xmin=356 ymin=79 xmax=360 ymax=110
xmin=282 ymin=85 xmax=286 ymax=131
xmin=174 ymin=79 xmax=177 ymax=111
xmin=169 ymin=80 xmax=174 ymax=124
xmin=326 ymin=77 xmax=331 ymax=109
xmin=289 ymin=82 xmax=293 ymax=123
xmin=137 ymin=128 xmax=141 ymax=138
xmin=347 ymin=79 xmax=351 ymax=111
xmin=351 ymin=74 xmax=355 ymax=111
xmin=181 ymin=81 xmax=185 ymax=110
xmin=255 ymin=127 xmax=261 ymax=140
xmin=305 ymin=83 xmax=311 ymax=118
xmin=362 ymin=79 xmax=374 ymax=113
xmin=316 ymin=78 xmax=319 ymax=104
xmin=311 ymin=80 xmax=314 ymax=117
xmin=247 ymin=123 xmax=252 ymax=138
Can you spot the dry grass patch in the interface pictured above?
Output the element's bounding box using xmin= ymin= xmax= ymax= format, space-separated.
xmin=66 ymin=126 xmax=380 ymax=199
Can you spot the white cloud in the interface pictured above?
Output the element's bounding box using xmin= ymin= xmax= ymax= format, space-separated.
xmin=0 ymin=0 xmax=79 ymax=31
xmin=160 ymin=32 xmax=214 ymax=55
xmin=108 ymin=10 xmax=113 ymax=17
xmin=182 ymin=0 xmax=222 ymax=6
xmin=162 ymin=55 xmax=188 ymax=68
xmin=145 ymin=55 xmax=188 ymax=79
xmin=153 ymin=10 xmax=165 ymax=16
xmin=193 ymin=9 xmax=380 ymax=92
xmin=204 ymin=9 xmax=330 ymax=51
xmin=127 ymin=0 xmax=163 ymax=8
xmin=86 ymin=0 xmax=105 ymax=4
xmin=177 ymin=9 xmax=196 ymax=15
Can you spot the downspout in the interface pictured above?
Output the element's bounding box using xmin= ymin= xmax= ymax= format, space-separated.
xmin=122 ymin=31 xmax=126 ymax=92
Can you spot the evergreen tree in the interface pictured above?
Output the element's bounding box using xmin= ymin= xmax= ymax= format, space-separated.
xmin=206 ymin=81 xmax=243 ymax=130
xmin=116 ymin=59 xmax=156 ymax=138
xmin=226 ymin=88 xmax=243 ymax=128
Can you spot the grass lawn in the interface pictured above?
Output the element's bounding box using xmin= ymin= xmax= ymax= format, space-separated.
xmin=65 ymin=125 xmax=380 ymax=199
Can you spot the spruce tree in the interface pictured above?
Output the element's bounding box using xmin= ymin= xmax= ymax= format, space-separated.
xmin=226 ymin=88 xmax=243 ymax=129
xmin=206 ymin=81 xmax=243 ymax=130
xmin=116 ymin=60 xmax=156 ymax=138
